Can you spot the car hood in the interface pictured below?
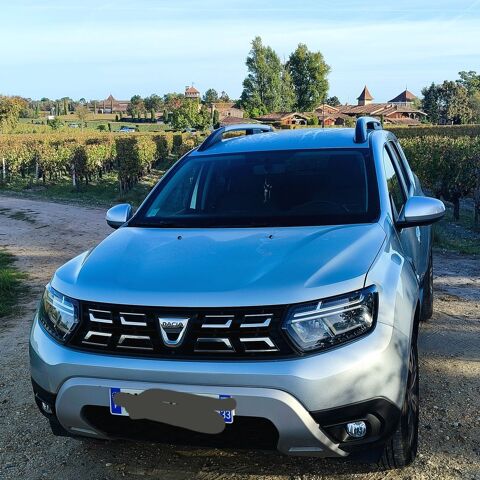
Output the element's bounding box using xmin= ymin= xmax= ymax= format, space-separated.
xmin=53 ymin=224 xmax=385 ymax=307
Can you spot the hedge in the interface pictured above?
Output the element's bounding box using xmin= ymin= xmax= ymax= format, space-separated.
xmin=0 ymin=131 xmax=198 ymax=193
xmin=386 ymin=124 xmax=480 ymax=139
xmin=1 ymin=128 xmax=480 ymax=227
xmin=400 ymin=135 xmax=480 ymax=224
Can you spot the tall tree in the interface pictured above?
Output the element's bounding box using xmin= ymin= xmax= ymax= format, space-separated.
xmin=458 ymin=70 xmax=480 ymax=94
xmin=127 ymin=95 xmax=145 ymax=119
xmin=421 ymin=83 xmax=441 ymax=124
xmin=326 ymin=96 xmax=341 ymax=107
xmin=287 ymin=44 xmax=330 ymax=111
xmin=422 ymin=81 xmax=473 ymax=125
xmin=203 ymin=88 xmax=219 ymax=105
xmin=240 ymin=36 xmax=284 ymax=115
xmin=279 ymin=66 xmax=296 ymax=112
xmin=75 ymin=105 xmax=90 ymax=130
xmin=144 ymin=94 xmax=163 ymax=121
xmin=171 ymin=98 xmax=210 ymax=130
xmin=219 ymin=91 xmax=230 ymax=102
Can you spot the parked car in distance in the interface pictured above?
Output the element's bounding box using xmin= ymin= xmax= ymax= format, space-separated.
xmin=30 ymin=118 xmax=445 ymax=470
xmin=118 ymin=125 xmax=136 ymax=133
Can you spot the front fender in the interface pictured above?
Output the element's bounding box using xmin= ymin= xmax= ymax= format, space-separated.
xmin=365 ymin=221 xmax=419 ymax=341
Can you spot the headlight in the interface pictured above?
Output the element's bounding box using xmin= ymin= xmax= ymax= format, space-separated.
xmin=38 ymin=284 xmax=79 ymax=342
xmin=283 ymin=286 xmax=377 ymax=353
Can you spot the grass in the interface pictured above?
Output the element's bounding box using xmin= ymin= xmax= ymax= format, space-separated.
xmin=0 ymin=250 xmax=27 ymax=318
xmin=15 ymin=116 xmax=170 ymax=134
xmin=433 ymin=200 xmax=480 ymax=255
xmin=0 ymin=169 xmax=163 ymax=208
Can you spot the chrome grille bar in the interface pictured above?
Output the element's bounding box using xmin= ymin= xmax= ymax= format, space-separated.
xmin=194 ymin=337 xmax=234 ymax=352
xmin=88 ymin=309 xmax=113 ymax=324
xmin=120 ymin=312 xmax=147 ymax=326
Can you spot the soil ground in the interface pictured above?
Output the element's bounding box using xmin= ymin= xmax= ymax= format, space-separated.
xmin=0 ymin=196 xmax=478 ymax=480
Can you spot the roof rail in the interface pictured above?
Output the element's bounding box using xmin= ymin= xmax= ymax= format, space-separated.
xmin=354 ymin=116 xmax=382 ymax=143
xmin=197 ymin=124 xmax=273 ymax=152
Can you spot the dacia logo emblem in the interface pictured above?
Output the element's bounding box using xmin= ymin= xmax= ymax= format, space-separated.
xmin=158 ymin=317 xmax=190 ymax=347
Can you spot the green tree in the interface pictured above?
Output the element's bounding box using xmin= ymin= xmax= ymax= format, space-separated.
xmin=144 ymin=94 xmax=163 ymax=121
xmin=445 ymin=82 xmax=472 ymax=124
xmin=240 ymin=36 xmax=284 ymax=115
xmin=203 ymin=88 xmax=219 ymax=105
xmin=287 ymin=43 xmax=330 ymax=111
xmin=219 ymin=91 xmax=230 ymax=102
xmin=422 ymin=80 xmax=474 ymax=124
xmin=0 ymin=96 xmax=26 ymax=133
xmin=163 ymin=93 xmax=184 ymax=111
xmin=75 ymin=105 xmax=90 ymax=130
xmin=458 ymin=70 xmax=480 ymax=94
xmin=171 ymin=99 xmax=203 ymax=130
xmin=279 ymin=66 xmax=296 ymax=112
xmin=326 ymin=96 xmax=341 ymax=107
xmin=421 ymin=83 xmax=441 ymax=124
xmin=48 ymin=117 xmax=63 ymax=130
xmin=212 ymin=109 xmax=220 ymax=128
xmin=127 ymin=95 xmax=145 ymax=119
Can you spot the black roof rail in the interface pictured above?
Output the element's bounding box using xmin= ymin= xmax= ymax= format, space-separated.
xmin=354 ymin=116 xmax=382 ymax=143
xmin=197 ymin=124 xmax=273 ymax=152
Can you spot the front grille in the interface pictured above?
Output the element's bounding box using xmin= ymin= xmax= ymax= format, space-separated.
xmin=83 ymin=406 xmax=279 ymax=450
xmin=69 ymin=301 xmax=296 ymax=358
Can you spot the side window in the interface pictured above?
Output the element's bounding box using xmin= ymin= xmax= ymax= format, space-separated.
xmin=383 ymin=147 xmax=406 ymax=218
xmin=389 ymin=141 xmax=411 ymax=191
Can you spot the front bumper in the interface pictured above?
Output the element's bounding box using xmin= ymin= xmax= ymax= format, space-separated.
xmin=30 ymin=315 xmax=408 ymax=457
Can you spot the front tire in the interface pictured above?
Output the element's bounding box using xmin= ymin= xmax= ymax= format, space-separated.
xmin=379 ymin=335 xmax=419 ymax=470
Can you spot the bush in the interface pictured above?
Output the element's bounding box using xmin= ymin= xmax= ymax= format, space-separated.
xmin=387 ymin=124 xmax=480 ymax=139
xmin=401 ymin=135 xmax=480 ymax=221
xmin=172 ymin=133 xmax=183 ymax=154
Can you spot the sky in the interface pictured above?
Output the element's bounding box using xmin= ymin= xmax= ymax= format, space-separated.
xmin=1 ymin=0 xmax=480 ymax=103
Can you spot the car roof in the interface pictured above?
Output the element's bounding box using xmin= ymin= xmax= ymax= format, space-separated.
xmin=190 ymin=127 xmax=377 ymax=157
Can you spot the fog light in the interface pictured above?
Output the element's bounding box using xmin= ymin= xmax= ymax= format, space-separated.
xmin=41 ymin=401 xmax=53 ymax=415
xmin=346 ymin=421 xmax=367 ymax=438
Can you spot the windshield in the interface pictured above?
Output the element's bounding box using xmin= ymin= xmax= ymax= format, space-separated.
xmin=135 ymin=149 xmax=379 ymax=228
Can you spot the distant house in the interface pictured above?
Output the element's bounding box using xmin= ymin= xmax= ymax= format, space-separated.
xmin=185 ymin=85 xmax=200 ymax=99
xmin=334 ymin=87 xmax=427 ymax=125
xmin=211 ymin=102 xmax=244 ymax=121
xmin=97 ymin=95 xmax=130 ymax=114
xmin=388 ymin=89 xmax=418 ymax=106
xmin=255 ymin=112 xmax=308 ymax=127
xmin=220 ymin=116 xmax=255 ymax=127
xmin=311 ymin=104 xmax=351 ymax=126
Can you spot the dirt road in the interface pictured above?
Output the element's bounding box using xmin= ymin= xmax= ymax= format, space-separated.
xmin=0 ymin=196 xmax=478 ymax=480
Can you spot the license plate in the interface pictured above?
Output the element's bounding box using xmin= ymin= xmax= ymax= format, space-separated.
xmin=109 ymin=388 xmax=235 ymax=424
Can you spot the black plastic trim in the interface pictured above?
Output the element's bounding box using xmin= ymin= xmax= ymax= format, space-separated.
xmin=311 ymin=397 xmax=401 ymax=453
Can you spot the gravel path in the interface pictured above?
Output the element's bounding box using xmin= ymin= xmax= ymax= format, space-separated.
xmin=0 ymin=196 xmax=478 ymax=480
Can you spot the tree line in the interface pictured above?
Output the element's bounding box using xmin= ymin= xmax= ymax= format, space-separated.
xmin=421 ymin=71 xmax=480 ymax=124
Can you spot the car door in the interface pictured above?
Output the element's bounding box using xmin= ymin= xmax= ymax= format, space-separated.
xmin=390 ymin=139 xmax=431 ymax=278
xmin=382 ymin=143 xmax=422 ymax=281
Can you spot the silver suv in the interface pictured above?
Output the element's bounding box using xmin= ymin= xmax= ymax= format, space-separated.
xmin=30 ymin=118 xmax=445 ymax=469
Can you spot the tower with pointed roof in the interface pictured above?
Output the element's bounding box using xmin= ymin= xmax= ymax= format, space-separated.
xmin=357 ymin=86 xmax=373 ymax=106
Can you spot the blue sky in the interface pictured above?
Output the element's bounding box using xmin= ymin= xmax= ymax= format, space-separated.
xmin=1 ymin=0 xmax=480 ymax=103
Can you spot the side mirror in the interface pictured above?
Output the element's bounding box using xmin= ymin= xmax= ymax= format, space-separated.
xmin=106 ymin=203 xmax=133 ymax=229
xmin=397 ymin=196 xmax=445 ymax=228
